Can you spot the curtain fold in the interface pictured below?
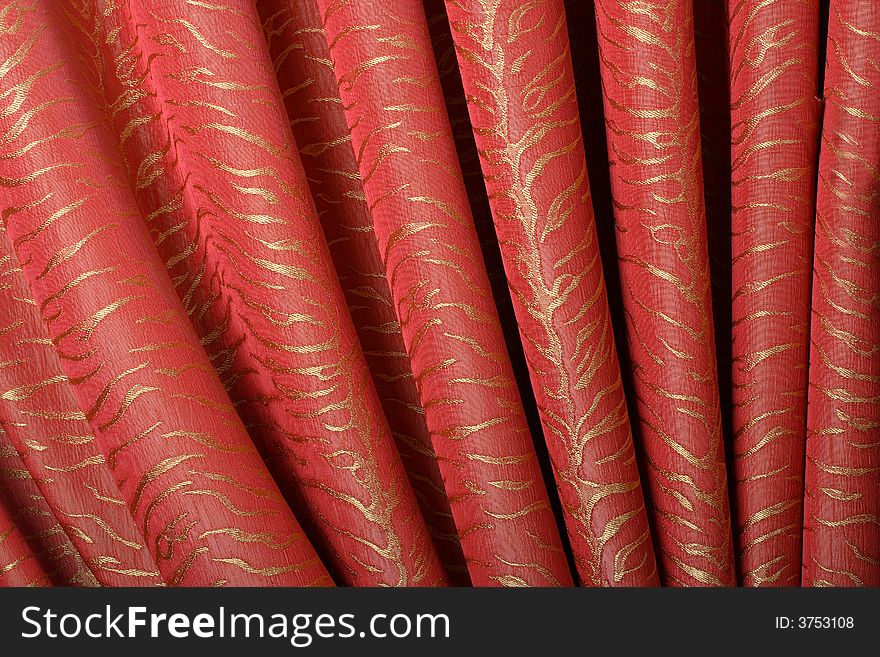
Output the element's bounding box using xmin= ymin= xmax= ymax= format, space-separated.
xmin=802 ymin=0 xmax=880 ymax=588
xmin=727 ymin=0 xmax=821 ymax=587
xmin=317 ymin=0 xmax=573 ymax=587
xmin=0 ymin=238 xmax=162 ymax=586
xmin=260 ymin=0 xmax=462 ymax=585
xmin=693 ymin=0 xmax=732 ymax=457
xmin=593 ymin=0 xmax=736 ymax=586
xmin=0 ymin=2 xmax=332 ymax=586
xmin=0 ymin=0 xmax=878 ymax=588
xmin=442 ymin=0 xmax=657 ymax=587
xmin=89 ymin=0 xmax=443 ymax=587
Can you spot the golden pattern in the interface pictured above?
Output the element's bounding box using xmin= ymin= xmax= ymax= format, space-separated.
xmin=594 ymin=0 xmax=736 ymax=586
xmin=86 ymin=0 xmax=439 ymax=586
xmin=803 ymin=1 xmax=880 ymax=588
xmin=0 ymin=0 xmax=331 ymax=586
xmin=727 ymin=0 xmax=820 ymax=586
xmin=319 ymin=0 xmax=572 ymax=586
xmin=445 ymin=0 xmax=657 ymax=586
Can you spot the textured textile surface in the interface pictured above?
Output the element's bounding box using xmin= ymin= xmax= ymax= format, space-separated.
xmin=802 ymin=0 xmax=880 ymax=588
xmin=593 ymin=0 xmax=735 ymax=586
xmin=444 ymin=0 xmax=657 ymax=587
xmin=728 ymin=0 xmax=820 ymax=587
xmin=0 ymin=0 xmax=877 ymax=588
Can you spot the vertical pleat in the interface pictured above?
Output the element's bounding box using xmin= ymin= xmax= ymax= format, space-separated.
xmin=317 ymin=0 xmax=573 ymax=586
xmin=81 ymin=0 xmax=444 ymax=586
xmin=693 ymin=0 xmax=733 ymax=454
xmin=258 ymin=0 xmax=461 ymax=584
xmin=0 ymin=2 xmax=331 ymax=586
xmin=443 ymin=0 xmax=658 ymax=586
xmin=727 ymin=0 xmax=820 ymax=587
xmin=0 ymin=238 xmax=163 ymax=585
xmin=803 ymin=1 xmax=880 ymax=588
xmin=593 ymin=0 xmax=736 ymax=585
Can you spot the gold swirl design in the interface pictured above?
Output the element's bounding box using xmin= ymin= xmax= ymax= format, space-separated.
xmin=446 ymin=0 xmax=655 ymax=586
xmin=0 ymin=1 xmax=329 ymax=586
xmin=727 ymin=0 xmax=819 ymax=586
xmin=86 ymin=0 xmax=436 ymax=585
xmin=594 ymin=0 xmax=735 ymax=586
xmin=0 ymin=392 xmax=96 ymax=585
xmin=803 ymin=1 xmax=880 ymax=588
xmin=260 ymin=0 xmax=467 ymax=582
xmin=320 ymin=0 xmax=571 ymax=585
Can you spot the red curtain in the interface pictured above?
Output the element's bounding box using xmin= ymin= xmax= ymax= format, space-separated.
xmin=728 ymin=0 xmax=820 ymax=587
xmin=0 ymin=0 xmax=877 ymax=587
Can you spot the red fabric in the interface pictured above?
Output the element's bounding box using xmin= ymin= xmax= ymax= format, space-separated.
xmin=0 ymin=0 xmax=876 ymax=589
xmin=443 ymin=0 xmax=657 ymax=586
xmin=0 ymin=503 xmax=49 ymax=587
xmin=422 ymin=3 xmax=545 ymax=517
xmin=0 ymin=239 xmax=162 ymax=586
xmin=593 ymin=0 xmax=736 ymax=586
xmin=318 ymin=0 xmax=573 ymax=586
xmin=0 ymin=435 xmax=90 ymax=586
xmin=728 ymin=0 xmax=821 ymax=587
xmin=693 ymin=0 xmax=733 ymax=450
xmin=802 ymin=1 xmax=880 ymax=588
xmin=423 ymin=0 xmax=517 ymax=351
xmin=1 ymin=266 xmax=95 ymax=588
xmin=260 ymin=0 xmax=463 ymax=584
xmin=0 ymin=2 xmax=331 ymax=587
xmin=90 ymin=0 xmax=443 ymax=587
